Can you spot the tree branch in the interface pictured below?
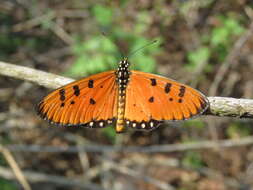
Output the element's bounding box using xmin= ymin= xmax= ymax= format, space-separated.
xmin=0 ymin=166 xmax=104 ymax=190
xmin=0 ymin=61 xmax=73 ymax=89
xmin=0 ymin=61 xmax=253 ymax=118
xmin=207 ymin=97 xmax=253 ymax=118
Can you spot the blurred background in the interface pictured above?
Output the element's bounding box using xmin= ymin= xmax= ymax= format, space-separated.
xmin=1 ymin=0 xmax=253 ymax=190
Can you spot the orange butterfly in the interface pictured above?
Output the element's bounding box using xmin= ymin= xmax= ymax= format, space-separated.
xmin=36 ymin=58 xmax=209 ymax=133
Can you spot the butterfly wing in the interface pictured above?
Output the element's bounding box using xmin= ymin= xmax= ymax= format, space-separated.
xmin=124 ymin=70 xmax=209 ymax=130
xmin=36 ymin=71 xmax=118 ymax=128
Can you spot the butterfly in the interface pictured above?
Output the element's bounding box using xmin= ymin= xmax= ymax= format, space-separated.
xmin=36 ymin=58 xmax=209 ymax=133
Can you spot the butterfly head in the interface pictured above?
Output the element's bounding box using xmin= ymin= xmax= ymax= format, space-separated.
xmin=117 ymin=58 xmax=131 ymax=74
xmin=119 ymin=58 xmax=130 ymax=68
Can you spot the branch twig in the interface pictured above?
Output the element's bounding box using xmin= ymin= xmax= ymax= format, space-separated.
xmin=12 ymin=11 xmax=55 ymax=32
xmin=106 ymin=160 xmax=175 ymax=190
xmin=0 ymin=166 xmax=104 ymax=190
xmin=0 ymin=145 xmax=32 ymax=190
xmin=1 ymin=61 xmax=253 ymax=118
xmin=6 ymin=136 xmax=253 ymax=153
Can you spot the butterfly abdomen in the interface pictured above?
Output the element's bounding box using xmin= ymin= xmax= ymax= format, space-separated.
xmin=115 ymin=58 xmax=131 ymax=133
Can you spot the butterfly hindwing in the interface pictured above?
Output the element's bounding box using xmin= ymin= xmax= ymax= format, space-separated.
xmin=36 ymin=71 xmax=118 ymax=128
xmin=124 ymin=70 xmax=209 ymax=130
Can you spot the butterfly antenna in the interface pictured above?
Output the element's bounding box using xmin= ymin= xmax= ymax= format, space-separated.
xmin=101 ymin=32 xmax=125 ymax=60
xmin=127 ymin=40 xmax=158 ymax=58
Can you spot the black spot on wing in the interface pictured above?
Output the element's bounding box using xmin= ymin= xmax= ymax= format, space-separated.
xmin=59 ymin=89 xmax=65 ymax=95
xmin=90 ymin=98 xmax=96 ymax=105
xmin=59 ymin=89 xmax=65 ymax=101
xmin=165 ymin=83 xmax=172 ymax=93
xmin=88 ymin=80 xmax=94 ymax=88
xmin=149 ymin=96 xmax=154 ymax=103
xmin=178 ymin=86 xmax=186 ymax=97
xmin=150 ymin=78 xmax=157 ymax=86
xmin=60 ymin=95 xmax=65 ymax=101
xmin=73 ymin=85 xmax=80 ymax=96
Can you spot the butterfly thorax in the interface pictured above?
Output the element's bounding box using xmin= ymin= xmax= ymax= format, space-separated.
xmin=115 ymin=58 xmax=131 ymax=133
xmin=115 ymin=59 xmax=131 ymax=89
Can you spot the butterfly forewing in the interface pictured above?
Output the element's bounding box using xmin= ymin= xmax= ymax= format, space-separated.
xmin=124 ymin=70 xmax=209 ymax=130
xmin=36 ymin=71 xmax=118 ymax=128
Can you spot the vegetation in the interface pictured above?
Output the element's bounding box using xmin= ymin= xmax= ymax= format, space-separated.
xmin=0 ymin=0 xmax=253 ymax=189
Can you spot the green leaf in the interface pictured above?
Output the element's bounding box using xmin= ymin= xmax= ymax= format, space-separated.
xmin=210 ymin=16 xmax=245 ymax=47
xmin=129 ymin=37 xmax=150 ymax=53
xmin=102 ymin=126 xmax=116 ymax=143
xmin=68 ymin=37 xmax=119 ymax=77
xmin=131 ymin=54 xmax=156 ymax=72
xmin=186 ymin=47 xmax=210 ymax=71
xmin=226 ymin=122 xmax=252 ymax=139
xmin=182 ymin=151 xmax=204 ymax=169
xmin=211 ymin=27 xmax=229 ymax=46
xmin=224 ymin=18 xmax=245 ymax=35
xmin=184 ymin=120 xmax=205 ymax=129
xmin=0 ymin=178 xmax=17 ymax=190
xmin=128 ymin=37 xmax=162 ymax=72
xmin=68 ymin=55 xmax=88 ymax=76
xmin=92 ymin=5 xmax=113 ymax=26
xmin=134 ymin=12 xmax=151 ymax=34
xmin=69 ymin=24 xmax=164 ymax=77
